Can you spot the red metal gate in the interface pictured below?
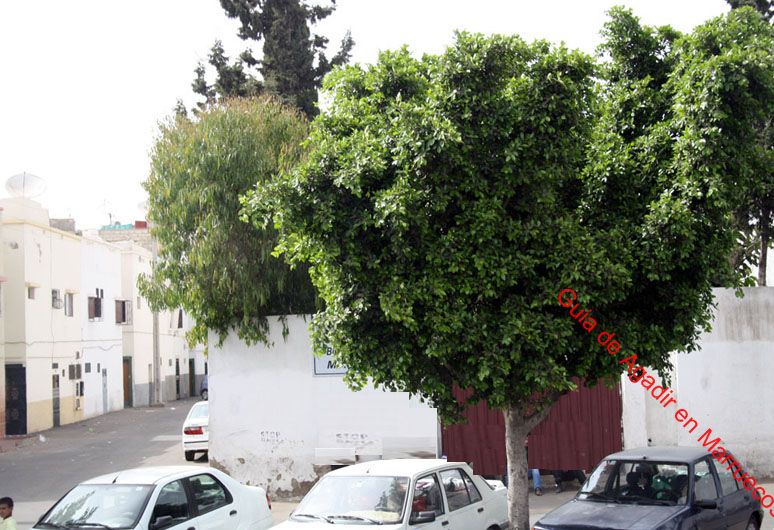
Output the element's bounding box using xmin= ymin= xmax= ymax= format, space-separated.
xmin=441 ymin=382 xmax=622 ymax=475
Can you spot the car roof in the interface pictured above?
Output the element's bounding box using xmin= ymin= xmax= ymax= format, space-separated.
xmin=326 ymin=459 xmax=466 ymax=478
xmin=82 ymin=466 xmax=211 ymax=485
xmin=604 ymin=446 xmax=710 ymax=463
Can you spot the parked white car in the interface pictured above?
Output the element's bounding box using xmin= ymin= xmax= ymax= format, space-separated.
xmin=182 ymin=400 xmax=209 ymax=461
xmin=275 ymin=459 xmax=508 ymax=529
xmin=33 ymin=466 xmax=272 ymax=530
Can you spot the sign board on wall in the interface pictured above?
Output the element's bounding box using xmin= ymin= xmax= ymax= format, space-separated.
xmin=313 ymin=347 xmax=347 ymax=376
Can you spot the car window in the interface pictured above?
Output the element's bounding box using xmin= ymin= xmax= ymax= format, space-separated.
xmin=152 ymin=480 xmax=191 ymax=528
xmin=412 ymin=474 xmax=445 ymax=516
xmin=581 ymin=460 xmax=689 ymax=505
xmin=440 ymin=469 xmax=475 ymax=511
xmin=188 ymin=403 xmax=209 ymax=420
xmin=711 ymin=460 xmax=739 ymax=496
xmin=694 ymin=460 xmax=719 ymax=501
xmin=462 ymin=472 xmax=482 ymax=503
xmin=189 ymin=474 xmax=231 ymax=514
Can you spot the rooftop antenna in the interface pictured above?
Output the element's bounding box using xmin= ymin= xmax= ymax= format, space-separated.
xmin=5 ymin=172 xmax=46 ymax=198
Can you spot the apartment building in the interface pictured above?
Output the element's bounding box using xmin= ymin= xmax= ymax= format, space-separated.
xmin=101 ymin=224 xmax=206 ymax=405
xmin=1 ymin=197 xmax=201 ymax=436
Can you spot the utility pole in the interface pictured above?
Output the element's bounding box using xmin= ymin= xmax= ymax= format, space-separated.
xmin=151 ymin=238 xmax=161 ymax=405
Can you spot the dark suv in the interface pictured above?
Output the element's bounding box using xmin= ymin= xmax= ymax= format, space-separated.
xmin=534 ymin=447 xmax=762 ymax=530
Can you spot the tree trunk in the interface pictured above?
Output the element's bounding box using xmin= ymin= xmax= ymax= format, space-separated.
xmin=759 ymin=212 xmax=769 ymax=286
xmin=504 ymin=405 xmax=530 ymax=530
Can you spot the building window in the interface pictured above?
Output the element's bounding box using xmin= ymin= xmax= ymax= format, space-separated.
xmin=136 ymin=296 xmax=142 ymax=310
xmin=65 ymin=293 xmax=74 ymax=317
xmin=52 ymin=289 xmax=63 ymax=309
xmin=177 ymin=309 xmax=184 ymax=329
xmin=115 ymin=300 xmax=132 ymax=324
xmin=85 ymin=363 xmax=91 ymax=373
xmin=88 ymin=296 xmax=102 ymax=320
xmin=68 ymin=364 xmax=82 ymax=380
xmin=28 ymin=286 xmax=36 ymax=299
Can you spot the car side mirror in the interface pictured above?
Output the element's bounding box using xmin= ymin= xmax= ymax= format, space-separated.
xmin=410 ymin=511 xmax=437 ymax=524
xmin=694 ymin=499 xmax=717 ymax=510
xmin=151 ymin=515 xmax=173 ymax=529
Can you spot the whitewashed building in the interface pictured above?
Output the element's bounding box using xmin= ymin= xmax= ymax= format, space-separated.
xmin=208 ymin=315 xmax=439 ymax=498
xmin=1 ymin=197 xmax=85 ymax=433
xmin=79 ymin=233 xmax=124 ymax=418
xmin=1 ymin=197 xmax=204 ymax=435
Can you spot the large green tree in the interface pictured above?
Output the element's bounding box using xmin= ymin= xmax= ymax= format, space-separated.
xmin=139 ymin=97 xmax=316 ymax=347
xmin=193 ymin=0 xmax=354 ymax=117
xmin=724 ymin=0 xmax=774 ymax=285
xmin=246 ymin=8 xmax=773 ymax=529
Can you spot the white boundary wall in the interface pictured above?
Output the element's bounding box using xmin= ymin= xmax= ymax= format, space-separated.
xmin=208 ymin=315 xmax=439 ymax=498
xmin=622 ymin=287 xmax=774 ymax=478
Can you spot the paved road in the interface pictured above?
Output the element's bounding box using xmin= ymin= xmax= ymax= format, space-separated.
xmin=3 ymin=403 xmax=771 ymax=529
xmin=0 ymin=399 xmax=208 ymax=529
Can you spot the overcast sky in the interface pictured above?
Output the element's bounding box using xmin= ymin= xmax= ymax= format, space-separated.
xmin=0 ymin=0 xmax=729 ymax=229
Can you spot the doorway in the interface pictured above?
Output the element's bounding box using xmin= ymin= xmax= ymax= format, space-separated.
xmin=102 ymin=369 xmax=108 ymax=414
xmin=52 ymin=374 xmax=60 ymax=427
xmin=174 ymin=359 xmax=181 ymax=399
xmin=5 ymin=365 xmax=27 ymax=435
xmin=122 ymin=357 xmax=133 ymax=408
xmin=188 ymin=359 xmax=195 ymax=399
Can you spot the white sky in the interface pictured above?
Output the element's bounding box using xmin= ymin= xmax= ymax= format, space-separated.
xmin=0 ymin=0 xmax=729 ymax=229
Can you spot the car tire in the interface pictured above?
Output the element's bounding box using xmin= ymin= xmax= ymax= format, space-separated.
xmin=201 ymin=389 xmax=208 ymax=400
xmin=185 ymin=451 xmax=196 ymax=462
xmin=746 ymin=516 xmax=760 ymax=530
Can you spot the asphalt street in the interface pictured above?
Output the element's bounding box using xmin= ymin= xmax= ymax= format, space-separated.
xmin=0 ymin=399 xmax=209 ymax=529
xmin=2 ymin=400 xmax=771 ymax=529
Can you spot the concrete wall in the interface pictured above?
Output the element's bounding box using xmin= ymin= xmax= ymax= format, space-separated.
xmin=208 ymin=315 xmax=439 ymax=498
xmin=622 ymin=287 xmax=774 ymax=479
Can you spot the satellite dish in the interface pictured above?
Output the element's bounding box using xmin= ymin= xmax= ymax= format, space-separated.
xmin=6 ymin=172 xmax=47 ymax=198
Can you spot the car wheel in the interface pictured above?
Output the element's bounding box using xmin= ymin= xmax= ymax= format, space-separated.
xmin=746 ymin=516 xmax=760 ymax=530
xmin=201 ymin=389 xmax=208 ymax=400
xmin=185 ymin=451 xmax=196 ymax=462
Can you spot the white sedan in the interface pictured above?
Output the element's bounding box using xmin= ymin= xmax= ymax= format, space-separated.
xmin=275 ymin=459 xmax=508 ymax=529
xmin=33 ymin=466 xmax=273 ymax=530
xmin=182 ymin=400 xmax=209 ymax=461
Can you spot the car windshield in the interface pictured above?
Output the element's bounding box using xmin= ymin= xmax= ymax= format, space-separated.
xmin=188 ymin=403 xmax=209 ymax=419
xmin=579 ymin=460 xmax=690 ymax=506
xmin=293 ymin=475 xmax=410 ymax=524
xmin=40 ymin=484 xmax=153 ymax=528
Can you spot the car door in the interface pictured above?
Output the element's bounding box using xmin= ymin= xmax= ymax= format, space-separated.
xmin=710 ymin=459 xmax=752 ymax=530
xmin=149 ymin=479 xmax=199 ymax=530
xmin=410 ymin=473 xmax=449 ymax=529
xmin=439 ymin=468 xmax=487 ymax=530
xmin=186 ymin=473 xmax=236 ymax=530
xmin=691 ymin=459 xmax=726 ymax=530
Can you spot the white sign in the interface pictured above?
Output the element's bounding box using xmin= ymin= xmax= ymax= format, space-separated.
xmin=314 ymin=347 xmax=347 ymax=376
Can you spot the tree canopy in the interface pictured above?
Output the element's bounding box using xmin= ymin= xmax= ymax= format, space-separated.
xmin=725 ymin=0 xmax=774 ymax=285
xmin=246 ymin=8 xmax=773 ymax=529
xmin=192 ymin=0 xmax=353 ymax=117
xmin=139 ymin=97 xmax=317 ymax=347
